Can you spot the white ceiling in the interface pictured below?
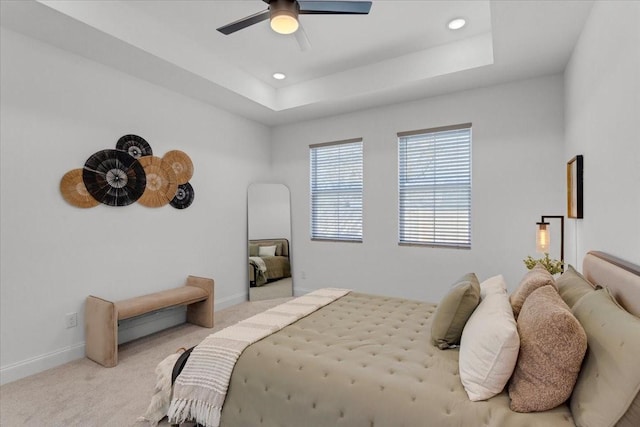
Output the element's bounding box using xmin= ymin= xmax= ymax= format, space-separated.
xmin=0 ymin=0 xmax=594 ymax=126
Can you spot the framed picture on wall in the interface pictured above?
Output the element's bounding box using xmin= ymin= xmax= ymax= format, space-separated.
xmin=567 ymin=155 xmax=584 ymax=218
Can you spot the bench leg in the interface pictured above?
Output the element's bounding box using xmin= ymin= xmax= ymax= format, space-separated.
xmin=85 ymin=296 xmax=118 ymax=367
xmin=186 ymin=276 xmax=214 ymax=328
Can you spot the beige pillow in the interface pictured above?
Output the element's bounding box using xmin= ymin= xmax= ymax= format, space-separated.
xmin=510 ymin=263 xmax=555 ymax=319
xmin=556 ymin=265 xmax=594 ymax=308
xmin=570 ymin=288 xmax=640 ymax=427
xmin=258 ymin=245 xmax=277 ymax=257
xmin=508 ymin=285 xmax=587 ymax=412
xmin=459 ymin=281 xmax=520 ymax=401
xmin=430 ymin=273 xmax=480 ymax=349
xmin=479 ymin=274 xmax=507 ymax=299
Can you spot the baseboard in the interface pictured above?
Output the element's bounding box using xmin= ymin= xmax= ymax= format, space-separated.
xmin=0 ymin=290 xmax=247 ymax=385
xmin=118 ymin=306 xmax=188 ymax=344
xmin=215 ymin=291 xmax=248 ymax=310
xmin=0 ymin=342 xmax=86 ymax=386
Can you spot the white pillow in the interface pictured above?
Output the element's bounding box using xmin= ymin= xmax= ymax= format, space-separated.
xmin=459 ymin=284 xmax=520 ymax=401
xmin=258 ymin=245 xmax=277 ymax=257
xmin=480 ymin=274 xmax=507 ymax=299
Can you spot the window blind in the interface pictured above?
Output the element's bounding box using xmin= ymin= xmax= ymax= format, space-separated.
xmin=310 ymin=139 xmax=363 ymax=242
xmin=398 ymin=124 xmax=471 ymax=248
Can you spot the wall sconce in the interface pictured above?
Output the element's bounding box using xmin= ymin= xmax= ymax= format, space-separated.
xmin=536 ymin=215 xmax=565 ymax=272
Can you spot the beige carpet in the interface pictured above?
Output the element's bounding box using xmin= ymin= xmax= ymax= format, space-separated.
xmin=0 ymin=297 xmax=290 ymax=426
xmin=249 ymin=277 xmax=292 ymax=301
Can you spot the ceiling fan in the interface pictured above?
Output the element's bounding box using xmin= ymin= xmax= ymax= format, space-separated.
xmin=217 ymin=0 xmax=372 ymax=50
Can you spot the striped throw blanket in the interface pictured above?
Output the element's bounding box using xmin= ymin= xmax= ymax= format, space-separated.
xmin=167 ymin=288 xmax=351 ymax=427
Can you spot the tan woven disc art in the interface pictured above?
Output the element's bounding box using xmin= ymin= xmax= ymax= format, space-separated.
xmin=162 ymin=150 xmax=193 ymax=185
xmin=60 ymin=169 xmax=100 ymax=208
xmin=137 ymin=156 xmax=178 ymax=207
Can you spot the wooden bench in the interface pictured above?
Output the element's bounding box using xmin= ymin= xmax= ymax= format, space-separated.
xmin=85 ymin=276 xmax=214 ymax=367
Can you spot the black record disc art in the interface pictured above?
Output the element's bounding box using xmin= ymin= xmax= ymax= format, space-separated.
xmin=116 ymin=134 xmax=152 ymax=159
xmin=170 ymin=182 xmax=195 ymax=209
xmin=83 ymin=149 xmax=146 ymax=207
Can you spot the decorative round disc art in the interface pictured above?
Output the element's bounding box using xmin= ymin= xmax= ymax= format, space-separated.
xmin=116 ymin=134 xmax=153 ymax=159
xmin=83 ymin=149 xmax=146 ymax=207
xmin=170 ymin=182 xmax=195 ymax=209
xmin=60 ymin=169 xmax=100 ymax=208
xmin=137 ymin=156 xmax=178 ymax=208
xmin=163 ymin=150 xmax=193 ymax=184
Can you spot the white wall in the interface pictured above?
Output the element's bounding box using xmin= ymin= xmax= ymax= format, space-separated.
xmin=8 ymin=1 xmax=633 ymax=385
xmin=564 ymin=1 xmax=640 ymax=267
xmin=272 ymin=75 xmax=566 ymax=302
xmin=0 ymin=29 xmax=271 ymax=384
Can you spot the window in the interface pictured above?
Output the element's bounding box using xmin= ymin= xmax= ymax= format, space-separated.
xmin=310 ymin=138 xmax=363 ymax=242
xmin=398 ymin=123 xmax=472 ymax=248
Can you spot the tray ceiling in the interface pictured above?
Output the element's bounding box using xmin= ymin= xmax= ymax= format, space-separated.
xmin=0 ymin=0 xmax=593 ymax=125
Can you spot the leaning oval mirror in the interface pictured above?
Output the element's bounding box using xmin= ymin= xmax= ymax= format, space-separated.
xmin=248 ymin=183 xmax=293 ymax=301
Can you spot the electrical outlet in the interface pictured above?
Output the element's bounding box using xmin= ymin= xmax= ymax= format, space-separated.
xmin=65 ymin=312 xmax=78 ymax=329
xmin=301 ymin=271 xmax=307 ymax=279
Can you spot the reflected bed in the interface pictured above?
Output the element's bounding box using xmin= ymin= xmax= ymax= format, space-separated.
xmin=248 ymin=238 xmax=291 ymax=287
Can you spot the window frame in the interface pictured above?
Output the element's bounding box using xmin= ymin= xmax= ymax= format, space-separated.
xmin=397 ymin=123 xmax=472 ymax=249
xmin=309 ymin=138 xmax=364 ymax=243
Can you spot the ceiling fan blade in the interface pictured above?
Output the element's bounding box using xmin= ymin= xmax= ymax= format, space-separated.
xmin=298 ymin=1 xmax=372 ymax=14
xmin=294 ymin=24 xmax=312 ymax=51
xmin=217 ymin=10 xmax=270 ymax=35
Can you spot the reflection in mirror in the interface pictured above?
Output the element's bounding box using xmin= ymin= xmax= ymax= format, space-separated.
xmin=248 ymin=183 xmax=293 ymax=301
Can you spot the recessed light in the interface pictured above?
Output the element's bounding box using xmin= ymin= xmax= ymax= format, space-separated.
xmin=448 ymin=18 xmax=466 ymax=30
xmin=273 ymin=72 xmax=286 ymax=80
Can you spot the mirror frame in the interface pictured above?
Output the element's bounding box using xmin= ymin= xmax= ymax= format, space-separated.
xmin=247 ymin=183 xmax=293 ymax=301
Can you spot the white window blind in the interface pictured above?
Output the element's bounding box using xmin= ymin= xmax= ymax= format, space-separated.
xmin=310 ymin=139 xmax=363 ymax=242
xmin=398 ymin=124 xmax=471 ymax=248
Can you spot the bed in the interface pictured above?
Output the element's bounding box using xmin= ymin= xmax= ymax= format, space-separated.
xmin=165 ymin=251 xmax=640 ymax=427
xmin=249 ymin=238 xmax=291 ymax=287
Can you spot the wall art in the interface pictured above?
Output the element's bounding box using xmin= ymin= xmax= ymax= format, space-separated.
xmin=567 ymin=155 xmax=583 ymax=219
xmin=60 ymin=134 xmax=195 ymax=210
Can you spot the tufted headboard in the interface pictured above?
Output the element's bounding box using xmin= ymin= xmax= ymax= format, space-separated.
xmin=583 ymin=251 xmax=640 ymax=317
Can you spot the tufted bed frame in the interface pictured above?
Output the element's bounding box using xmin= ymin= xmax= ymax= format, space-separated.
xmin=173 ymin=251 xmax=640 ymax=426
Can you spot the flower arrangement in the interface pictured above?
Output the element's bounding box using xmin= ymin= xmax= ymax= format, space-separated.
xmin=523 ymin=253 xmax=564 ymax=275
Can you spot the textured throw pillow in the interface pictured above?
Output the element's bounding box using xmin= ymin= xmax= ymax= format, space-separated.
xmin=556 ymin=265 xmax=594 ymax=308
xmin=508 ymin=285 xmax=587 ymax=413
xmin=510 ymin=263 xmax=556 ymax=319
xmin=430 ymin=273 xmax=481 ymax=349
xmin=459 ymin=284 xmax=520 ymax=401
xmin=258 ymin=245 xmax=277 ymax=257
xmin=570 ymin=288 xmax=640 ymax=427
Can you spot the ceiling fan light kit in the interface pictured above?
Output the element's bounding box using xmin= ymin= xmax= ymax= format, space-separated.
xmin=270 ymin=0 xmax=300 ymax=34
xmin=217 ymin=0 xmax=372 ymax=36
